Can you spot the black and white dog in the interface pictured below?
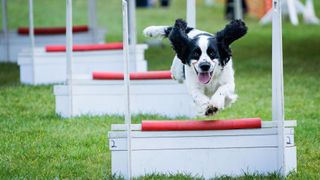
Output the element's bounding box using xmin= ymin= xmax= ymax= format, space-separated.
xmin=143 ymin=19 xmax=247 ymax=117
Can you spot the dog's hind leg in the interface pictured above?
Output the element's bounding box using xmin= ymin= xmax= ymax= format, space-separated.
xmin=170 ymin=56 xmax=185 ymax=83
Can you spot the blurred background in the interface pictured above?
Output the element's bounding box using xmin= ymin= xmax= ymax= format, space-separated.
xmin=0 ymin=0 xmax=319 ymax=179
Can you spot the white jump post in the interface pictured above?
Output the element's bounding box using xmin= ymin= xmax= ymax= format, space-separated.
xmin=66 ymin=0 xmax=74 ymax=117
xmin=272 ymin=0 xmax=286 ymax=176
xmin=186 ymin=0 xmax=196 ymax=27
xmin=234 ymin=0 xmax=243 ymax=20
xmin=1 ymin=0 xmax=9 ymax=61
xmin=287 ymin=0 xmax=299 ymax=25
xmin=28 ymin=0 xmax=36 ymax=83
xmin=88 ymin=0 xmax=98 ymax=43
xmin=127 ymin=0 xmax=136 ymax=46
xmin=127 ymin=0 xmax=137 ymax=67
xmin=122 ymin=1 xmax=132 ymax=179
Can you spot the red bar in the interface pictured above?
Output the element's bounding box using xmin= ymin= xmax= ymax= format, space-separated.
xmin=141 ymin=118 xmax=262 ymax=131
xmin=93 ymin=72 xmax=124 ymax=80
xmin=92 ymin=71 xmax=172 ymax=80
xmin=45 ymin=42 xmax=124 ymax=52
xmin=130 ymin=71 xmax=172 ymax=80
xmin=17 ymin=25 xmax=89 ymax=35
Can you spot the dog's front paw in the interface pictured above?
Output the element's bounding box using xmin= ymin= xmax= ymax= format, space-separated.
xmin=205 ymin=105 xmax=218 ymax=116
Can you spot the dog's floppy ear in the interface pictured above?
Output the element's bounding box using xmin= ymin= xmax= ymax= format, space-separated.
xmin=216 ymin=19 xmax=247 ymax=66
xmin=168 ymin=19 xmax=193 ymax=64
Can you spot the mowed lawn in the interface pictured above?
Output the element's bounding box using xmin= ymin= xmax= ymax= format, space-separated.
xmin=0 ymin=0 xmax=320 ymax=179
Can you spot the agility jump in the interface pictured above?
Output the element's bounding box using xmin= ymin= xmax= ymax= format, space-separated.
xmin=108 ymin=0 xmax=297 ymax=178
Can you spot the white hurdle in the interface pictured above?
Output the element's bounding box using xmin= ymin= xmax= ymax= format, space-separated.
xmin=109 ymin=121 xmax=297 ymax=178
xmin=0 ymin=0 xmax=106 ymax=62
xmin=54 ymin=73 xmax=195 ymax=118
xmin=108 ymin=0 xmax=297 ymax=178
xmin=17 ymin=44 xmax=148 ymax=85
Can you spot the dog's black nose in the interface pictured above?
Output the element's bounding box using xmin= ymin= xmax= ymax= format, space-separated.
xmin=199 ymin=62 xmax=211 ymax=71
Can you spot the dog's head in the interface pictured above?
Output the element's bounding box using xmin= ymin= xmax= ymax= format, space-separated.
xmin=168 ymin=19 xmax=247 ymax=84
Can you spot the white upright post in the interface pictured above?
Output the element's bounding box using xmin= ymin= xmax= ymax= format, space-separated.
xmin=66 ymin=0 xmax=74 ymax=117
xmin=272 ymin=0 xmax=286 ymax=176
xmin=127 ymin=0 xmax=136 ymax=46
xmin=287 ymin=0 xmax=299 ymax=25
xmin=88 ymin=0 xmax=98 ymax=43
xmin=186 ymin=0 xmax=196 ymax=27
xmin=127 ymin=0 xmax=136 ymax=71
xmin=28 ymin=0 xmax=36 ymax=82
xmin=122 ymin=1 xmax=132 ymax=179
xmin=2 ymin=0 xmax=9 ymax=61
xmin=234 ymin=0 xmax=243 ymax=20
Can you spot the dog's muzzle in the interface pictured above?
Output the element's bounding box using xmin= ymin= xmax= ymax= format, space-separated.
xmin=199 ymin=62 xmax=211 ymax=71
xmin=194 ymin=61 xmax=215 ymax=84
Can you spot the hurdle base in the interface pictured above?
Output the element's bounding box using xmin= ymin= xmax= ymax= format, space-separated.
xmin=0 ymin=29 xmax=106 ymax=62
xmin=18 ymin=44 xmax=148 ymax=85
xmin=54 ymin=78 xmax=195 ymax=118
xmin=109 ymin=122 xmax=297 ymax=178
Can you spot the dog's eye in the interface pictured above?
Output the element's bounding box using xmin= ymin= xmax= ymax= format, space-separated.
xmin=192 ymin=51 xmax=200 ymax=59
xmin=207 ymin=49 xmax=215 ymax=58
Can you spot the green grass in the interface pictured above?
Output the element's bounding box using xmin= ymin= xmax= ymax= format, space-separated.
xmin=0 ymin=0 xmax=320 ymax=179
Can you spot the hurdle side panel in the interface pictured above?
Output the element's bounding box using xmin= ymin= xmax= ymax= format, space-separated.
xmin=285 ymin=146 xmax=297 ymax=174
xmin=18 ymin=52 xmax=67 ymax=84
xmin=54 ymin=81 xmax=195 ymax=118
xmin=111 ymin=146 xmax=296 ymax=178
xmin=55 ymin=94 xmax=71 ymax=118
xmin=109 ymin=127 xmax=296 ymax=178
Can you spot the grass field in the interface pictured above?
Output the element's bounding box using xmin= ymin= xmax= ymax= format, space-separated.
xmin=0 ymin=0 xmax=320 ymax=179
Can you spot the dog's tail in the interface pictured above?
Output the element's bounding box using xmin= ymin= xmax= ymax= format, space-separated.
xmin=143 ymin=26 xmax=172 ymax=39
xmin=143 ymin=19 xmax=194 ymax=39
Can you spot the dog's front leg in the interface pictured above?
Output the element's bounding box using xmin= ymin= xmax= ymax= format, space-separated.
xmin=209 ymin=83 xmax=238 ymax=113
xmin=189 ymin=87 xmax=211 ymax=116
xmin=185 ymin=67 xmax=214 ymax=116
xmin=185 ymin=79 xmax=210 ymax=116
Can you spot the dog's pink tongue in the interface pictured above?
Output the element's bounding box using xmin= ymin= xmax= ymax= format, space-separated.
xmin=198 ymin=72 xmax=211 ymax=84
